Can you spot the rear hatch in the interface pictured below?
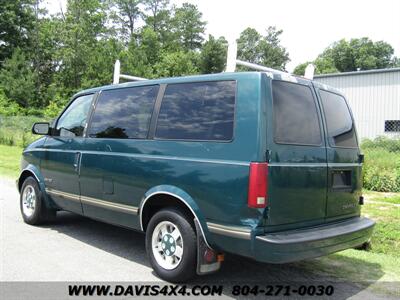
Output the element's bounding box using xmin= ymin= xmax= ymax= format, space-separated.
xmin=316 ymin=87 xmax=362 ymax=221
xmin=263 ymin=78 xmax=361 ymax=232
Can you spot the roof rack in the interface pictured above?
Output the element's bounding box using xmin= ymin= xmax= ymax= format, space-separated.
xmin=225 ymin=41 xmax=315 ymax=79
xmin=111 ymin=42 xmax=315 ymax=84
xmin=113 ymin=60 xmax=148 ymax=84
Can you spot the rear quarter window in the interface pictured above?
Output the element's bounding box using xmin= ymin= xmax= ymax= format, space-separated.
xmin=272 ymin=80 xmax=322 ymax=145
xmin=155 ymin=81 xmax=236 ymax=141
xmin=319 ymin=90 xmax=358 ymax=148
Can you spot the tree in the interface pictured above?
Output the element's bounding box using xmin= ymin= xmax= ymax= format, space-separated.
xmin=109 ymin=0 xmax=143 ymax=41
xmin=237 ymin=27 xmax=289 ymax=71
xmin=172 ymin=3 xmax=206 ymax=51
xmin=56 ymin=0 xmax=109 ymax=95
xmin=143 ymin=0 xmax=169 ymax=32
xmin=33 ymin=16 xmax=63 ymax=106
xmin=200 ymin=35 xmax=227 ymax=74
xmin=294 ymin=37 xmax=398 ymax=75
xmin=0 ymin=0 xmax=36 ymax=63
xmin=154 ymin=50 xmax=198 ymax=77
xmin=82 ymin=38 xmax=124 ymax=88
xmin=293 ymin=62 xmax=310 ymax=76
xmin=0 ymin=48 xmax=36 ymax=108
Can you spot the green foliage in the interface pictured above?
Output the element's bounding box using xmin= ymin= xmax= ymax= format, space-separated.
xmin=294 ymin=37 xmax=398 ymax=75
xmin=237 ymin=27 xmax=290 ymax=71
xmin=143 ymin=0 xmax=170 ymax=32
xmin=0 ymin=145 xmax=23 ymax=178
xmin=0 ymin=115 xmax=44 ymax=147
xmin=110 ymin=0 xmax=143 ymax=41
xmin=200 ymin=35 xmax=227 ymax=74
xmin=0 ymin=89 xmax=22 ymax=116
xmin=0 ymin=48 xmax=36 ymax=108
xmin=172 ymin=3 xmax=206 ymax=51
xmin=361 ymin=137 xmax=400 ymax=192
xmin=0 ymin=0 xmax=35 ymax=63
xmin=155 ymin=50 xmax=199 ymax=77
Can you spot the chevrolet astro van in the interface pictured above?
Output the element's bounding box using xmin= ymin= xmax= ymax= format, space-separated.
xmin=18 ymin=71 xmax=375 ymax=282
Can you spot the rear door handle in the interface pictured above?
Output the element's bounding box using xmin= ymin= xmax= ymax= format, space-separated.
xmin=73 ymin=152 xmax=81 ymax=172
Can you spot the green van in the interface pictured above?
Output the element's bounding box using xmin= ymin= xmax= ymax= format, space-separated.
xmin=17 ymin=71 xmax=374 ymax=282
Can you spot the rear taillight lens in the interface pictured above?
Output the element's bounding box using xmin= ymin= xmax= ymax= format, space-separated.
xmin=248 ymin=162 xmax=268 ymax=208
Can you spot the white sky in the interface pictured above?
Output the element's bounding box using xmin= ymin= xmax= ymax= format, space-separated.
xmin=46 ymin=0 xmax=400 ymax=72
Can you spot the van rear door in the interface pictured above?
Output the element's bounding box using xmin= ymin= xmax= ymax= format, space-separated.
xmin=316 ymin=87 xmax=362 ymax=220
xmin=265 ymin=79 xmax=328 ymax=230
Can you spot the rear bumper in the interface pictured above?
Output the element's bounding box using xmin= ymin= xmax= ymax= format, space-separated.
xmin=253 ymin=217 xmax=375 ymax=263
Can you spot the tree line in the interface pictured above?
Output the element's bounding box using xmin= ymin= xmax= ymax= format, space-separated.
xmin=0 ymin=0 xmax=398 ymax=116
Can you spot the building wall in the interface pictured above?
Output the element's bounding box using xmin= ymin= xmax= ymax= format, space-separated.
xmin=315 ymin=69 xmax=400 ymax=140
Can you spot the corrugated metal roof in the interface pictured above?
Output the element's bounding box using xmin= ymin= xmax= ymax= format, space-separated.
xmin=314 ymin=67 xmax=400 ymax=78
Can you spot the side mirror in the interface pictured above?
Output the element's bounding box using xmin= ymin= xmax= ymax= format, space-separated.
xmin=32 ymin=122 xmax=50 ymax=135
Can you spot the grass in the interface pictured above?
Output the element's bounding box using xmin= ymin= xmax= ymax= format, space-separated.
xmin=364 ymin=190 xmax=400 ymax=204
xmin=0 ymin=144 xmax=22 ymax=178
xmin=0 ymin=144 xmax=399 ymax=295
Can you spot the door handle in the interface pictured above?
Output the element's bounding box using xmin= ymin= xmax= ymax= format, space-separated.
xmin=74 ymin=152 xmax=81 ymax=172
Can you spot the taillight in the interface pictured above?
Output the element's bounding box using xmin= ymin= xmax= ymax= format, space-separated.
xmin=248 ymin=162 xmax=268 ymax=208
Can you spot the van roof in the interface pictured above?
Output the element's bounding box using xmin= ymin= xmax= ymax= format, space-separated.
xmin=74 ymin=71 xmax=342 ymax=98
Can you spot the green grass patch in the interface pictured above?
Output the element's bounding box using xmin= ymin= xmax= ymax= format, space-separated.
xmin=363 ymin=190 xmax=400 ymax=204
xmin=362 ymin=201 xmax=400 ymax=256
xmin=0 ymin=144 xmax=22 ymax=179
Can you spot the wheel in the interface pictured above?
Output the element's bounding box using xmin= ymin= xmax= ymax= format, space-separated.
xmin=20 ymin=176 xmax=55 ymax=225
xmin=145 ymin=208 xmax=197 ymax=282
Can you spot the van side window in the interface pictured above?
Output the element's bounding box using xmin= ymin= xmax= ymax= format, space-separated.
xmin=88 ymin=86 xmax=158 ymax=139
xmin=155 ymin=81 xmax=236 ymax=141
xmin=320 ymin=90 xmax=358 ymax=148
xmin=55 ymin=94 xmax=93 ymax=137
xmin=272 ymin=81 xmax=322 ymax=145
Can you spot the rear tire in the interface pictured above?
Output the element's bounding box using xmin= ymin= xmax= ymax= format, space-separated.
xmin=20 ymin=176 xmax=55 ymax=225
xmin=145 ymin=208 xmax=197 ymax=282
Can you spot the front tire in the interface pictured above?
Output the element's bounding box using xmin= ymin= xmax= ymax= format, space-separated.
xmin=146 ymin=208 xmax=197 ymax=282
xmin=20 ymin=176 xmax=55 ymax=225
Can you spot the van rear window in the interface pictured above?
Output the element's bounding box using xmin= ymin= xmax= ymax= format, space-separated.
xmin=272 ymin=81 xmax=322 ymax=145
xmin=155 ymin=81 xmax=236 ymax=141
xmin=319 ymin=90 xmax=358 ymax=148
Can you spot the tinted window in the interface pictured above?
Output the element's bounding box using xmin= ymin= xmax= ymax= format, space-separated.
xmin=155 ymin=81 xmax=236 ymax=141
xmin=56 ymin=94 xmax=93 ymax=137
xmin=88 ymin=86 xmax=158 ymax=139
xmin=320 ymin=90 xmax=358 ymax=148
xmin=272 ymin=81 xmax=321 ymax=145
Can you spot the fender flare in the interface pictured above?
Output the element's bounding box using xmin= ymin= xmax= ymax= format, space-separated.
xmin=17 ymin=165 xmax=54 ymax=209
xmin=139 ymin=185 xmax=213 ymax=248
xmin=18 ymin=165 xmax=44 ymax=191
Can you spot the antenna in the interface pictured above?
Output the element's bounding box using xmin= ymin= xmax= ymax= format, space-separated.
xmin=113 ymin=60 xmax=148 ymax=84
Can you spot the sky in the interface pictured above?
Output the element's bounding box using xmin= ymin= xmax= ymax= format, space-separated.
xmin=46 ymin=0 xmax=400 ymax=72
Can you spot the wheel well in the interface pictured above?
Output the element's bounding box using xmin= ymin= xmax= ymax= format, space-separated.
xmin=18 ymin=170 xmax=36 ymax=191
xmin=141 ymin=194 xmax=196 ymax=231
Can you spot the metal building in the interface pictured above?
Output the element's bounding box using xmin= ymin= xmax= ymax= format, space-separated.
xmin=314 ymin=68 xmax=400 ymax=140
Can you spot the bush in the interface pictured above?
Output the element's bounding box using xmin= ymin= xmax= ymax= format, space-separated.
xmin=0 ymin=115 xmax=45 ymax=148
xmin=361 ymin=137 xmax=400 ymax=192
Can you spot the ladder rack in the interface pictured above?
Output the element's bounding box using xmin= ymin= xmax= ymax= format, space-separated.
xmin=112 ymin=41 xmax=315 ymax=84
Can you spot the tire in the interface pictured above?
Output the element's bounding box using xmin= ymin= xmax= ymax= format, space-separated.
xmin=146 ymin=208 xmax=197 ymax=282
xmin=20 ymin=176 xmax=55 ymax=225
